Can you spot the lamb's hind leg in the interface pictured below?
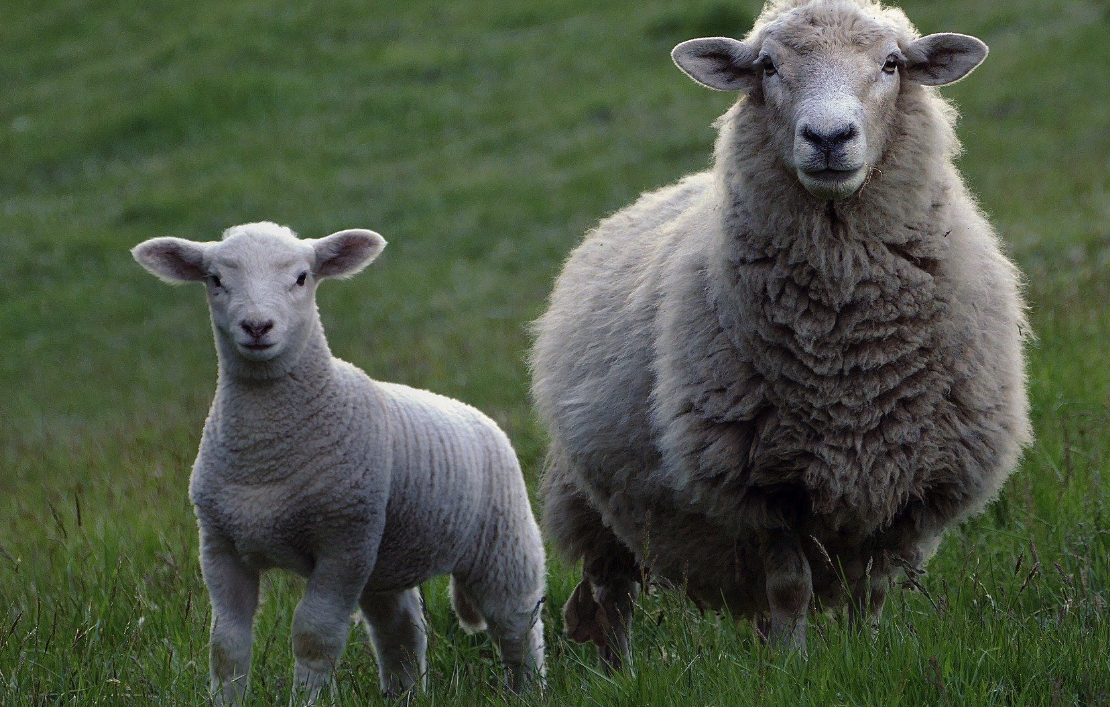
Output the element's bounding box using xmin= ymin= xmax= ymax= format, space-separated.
xmin=360 ymin=587 xmax=428 ymax=697
xmin=454 ymin=525 xmax=546 ymax=690
xmin=475 ymin=588 xmax=546 ymax=691
xmin=762 ymin=532 xmax=812 ymax=653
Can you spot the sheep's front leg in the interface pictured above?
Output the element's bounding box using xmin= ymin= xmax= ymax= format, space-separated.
xmin=762 ymin=532 xmax=812 ymax=653
xmin=291 ymin=554 xmax=372 ymax=705
xmin=201 ymin=535 xmax=260 ymax=706
xmin=847 ymin=553 xmax=891 ymax=634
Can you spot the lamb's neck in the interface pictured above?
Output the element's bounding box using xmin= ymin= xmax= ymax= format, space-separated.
xmin=211 ymin=319 xmax=338 ymax=439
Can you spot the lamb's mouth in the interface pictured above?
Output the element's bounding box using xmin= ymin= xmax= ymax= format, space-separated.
xmin=797 ymin=165 xmax=868 ymax=201
xmin=237 ymin=340 xmax=280 ymax=361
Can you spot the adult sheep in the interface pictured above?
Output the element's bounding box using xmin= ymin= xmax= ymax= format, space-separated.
xmin=531 ymin=0 xmax=1030 ymax=667
xmin=132 ymin=223 xmax=545 ymax=703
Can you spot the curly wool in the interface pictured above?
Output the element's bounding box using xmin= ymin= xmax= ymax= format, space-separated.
xmin=532 ymin=0 xmax=1030 ymax=614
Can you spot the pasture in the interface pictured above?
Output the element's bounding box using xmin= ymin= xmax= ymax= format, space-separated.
xmin=2 ymin=0 xmax=1109 ymax=704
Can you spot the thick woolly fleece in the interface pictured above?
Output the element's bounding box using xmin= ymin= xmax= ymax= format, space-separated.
xmin=138 ymin=224 xmax=544 ymax=702
xmin=533 ymin=0 xmax=1030 ymax=624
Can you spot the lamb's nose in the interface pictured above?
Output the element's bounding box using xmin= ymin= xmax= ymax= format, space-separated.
xmin=801 ymin=123 xmax=858 ymax=153
xmin=240 ymin=319 xmax=274 ymax=339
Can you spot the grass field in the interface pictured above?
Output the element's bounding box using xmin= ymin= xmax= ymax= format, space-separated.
xmin=3 ymin=0 xmax=1110 ymax=704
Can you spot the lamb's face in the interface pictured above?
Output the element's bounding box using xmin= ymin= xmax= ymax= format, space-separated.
xmin=671 ymin=1 xmax=987 ymax=202
xmin=201 ymin=230 xmax=319 ymax=362
xmin=132 ymin=222 xmax=385 ymax=371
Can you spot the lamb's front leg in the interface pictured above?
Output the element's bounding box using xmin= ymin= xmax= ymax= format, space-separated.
xmin=201 ymin=534 xmax=260 ymax=706
xmin=291 ymin=553 xmax=372 ymax=704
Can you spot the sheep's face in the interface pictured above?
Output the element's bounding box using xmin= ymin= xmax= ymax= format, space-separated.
xmin=671 ymin=2 xmax=987 ymax=201
xmin=133 ymin=223 xmax=385 ymax=372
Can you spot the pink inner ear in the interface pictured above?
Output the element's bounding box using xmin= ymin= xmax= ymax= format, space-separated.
xmin=315 ymin=232 xmax=383 ymax=278
xmin=673 ymin=38 xmax=757 ymax=92
xmin=906 ymin=34 xmax=987 ymax=86
xmin=134 ymin=238 xmax=208 ymax=282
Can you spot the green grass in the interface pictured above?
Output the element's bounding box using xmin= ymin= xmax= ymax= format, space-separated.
xmin=3 ymin=0 xmax=1109 ymax=704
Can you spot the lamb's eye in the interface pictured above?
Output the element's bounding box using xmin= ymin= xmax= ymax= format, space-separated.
xmin=296 ymin=272 xmax=307 ymax=287
xmin=209 ymin=274 xmax=222 ymax=288
xmin=760 ymin=56 xmax=778 ymax=77
xmin=883 ymin=56 xmax=900 ymax=74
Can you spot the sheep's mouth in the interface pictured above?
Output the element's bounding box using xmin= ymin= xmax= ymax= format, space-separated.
xmin=803 ymin=167 xmax=861 ymax=180
xmin=797 ymin=165 xmax=867 ymax=201
xmin=242 ymin=342 xmax=274 ymax=351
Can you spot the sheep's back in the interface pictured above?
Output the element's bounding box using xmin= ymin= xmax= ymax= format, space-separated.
xmin=532 ymin=173 xmax=714 ymax=499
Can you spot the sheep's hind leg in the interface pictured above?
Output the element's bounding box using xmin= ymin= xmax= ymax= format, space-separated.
xmin=360 ymin=587 xmax=428 ymax=697
xmin=564 ymin=544 xmax=640 ymax=673
xmin=544 ymin=468 xmax=640 ymax=672
xmin=762 ymin=532 xmax=812 ymax=653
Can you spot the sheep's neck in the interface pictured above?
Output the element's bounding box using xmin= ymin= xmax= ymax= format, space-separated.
xmin=713 ymin=89 xmax=956 ymax=254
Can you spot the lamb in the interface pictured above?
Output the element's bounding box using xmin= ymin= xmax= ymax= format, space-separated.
xmin=531 ymin=0 xmax=1030 ymax=667
xmin=132 ymin=222 xmax=545 ymax=703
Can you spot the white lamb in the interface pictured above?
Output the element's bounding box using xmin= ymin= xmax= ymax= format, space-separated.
xmin=532 ymin=0 xmax=1030 ymax=668
xmin=132 ymin=222 xmax=545 ymax=703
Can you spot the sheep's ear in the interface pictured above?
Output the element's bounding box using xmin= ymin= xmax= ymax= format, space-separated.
xmin=904 ymin=33 xmax=988 ymax=86
xmin=131 ymin=237 xmax=210 ymax=283
xmin=313 ymin=229 xmax=387 ymax=279
xmin=672 ymin=37 xmax=758 ymax=92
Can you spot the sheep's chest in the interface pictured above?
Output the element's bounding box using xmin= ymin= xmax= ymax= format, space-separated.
xmin=731 ymin=234 xmax=958 ymax=524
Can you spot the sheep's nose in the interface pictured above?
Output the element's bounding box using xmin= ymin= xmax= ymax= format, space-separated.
xmin=801 ymin=123 xmax=859 ymax=153
xmin=240 ymin=319 xmax=274 ymax=339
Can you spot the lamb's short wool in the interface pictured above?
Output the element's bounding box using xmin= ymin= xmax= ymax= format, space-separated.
xmin=132 ymin=223 xmax=545 ymax=703
xmin=532 ymin=0 xmax=1030 ymax=666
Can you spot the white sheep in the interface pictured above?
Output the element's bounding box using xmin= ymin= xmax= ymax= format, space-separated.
xmin=532 ymin=0 xmax=1030 ymax=667
xmin=132 ymin=222 xmax=545 ymax=703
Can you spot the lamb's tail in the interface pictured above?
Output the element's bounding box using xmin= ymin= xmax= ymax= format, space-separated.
xmin=450 ymin=576 xmax=488 ymax=634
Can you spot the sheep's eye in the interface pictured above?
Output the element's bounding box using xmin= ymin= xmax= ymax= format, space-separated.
xmin=209 ymin=274 xmax=222 ymax=288
xmin=296 ymin=272 xmax=307 ymax=287
xmin=883 ymin=56 xmax=900 ymax=74
xmin=760 ymin=56 xmax=778 ymax=77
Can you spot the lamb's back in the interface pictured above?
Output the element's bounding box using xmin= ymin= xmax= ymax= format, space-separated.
xmin=366 ymin=379 xmax=522 ymax=590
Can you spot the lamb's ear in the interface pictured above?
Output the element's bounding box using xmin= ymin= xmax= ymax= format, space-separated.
xmin=904 ymin=33 xmax=988 ymax=86
xmin=672 ymin=37 xmax=758 ymax=92
xmin=131 ymin=237 xmax=210 ymax=283
xmin=313 ymin=229 xmax=387 ymax=279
